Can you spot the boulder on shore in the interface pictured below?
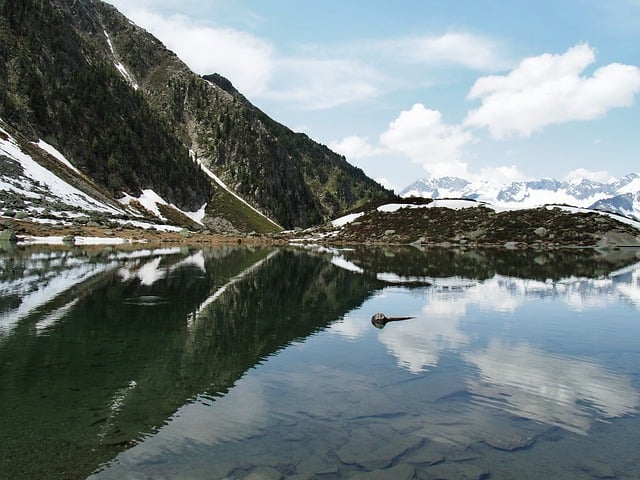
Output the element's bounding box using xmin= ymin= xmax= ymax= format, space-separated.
xmin=0 ymin=229 xmax=17 ymax=242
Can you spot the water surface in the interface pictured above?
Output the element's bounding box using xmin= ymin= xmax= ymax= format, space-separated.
xmin=1 ymin=244 xmax=639 ymax=479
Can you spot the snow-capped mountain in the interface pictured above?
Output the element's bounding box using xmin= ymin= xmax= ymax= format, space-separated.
xmin=400 ymin=174 xmax=640 ymax=220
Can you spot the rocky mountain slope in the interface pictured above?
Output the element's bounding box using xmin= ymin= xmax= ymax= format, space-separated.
xmin=400 ymin=175 xmax=640 ymax=221
xmin=290 ymin=198 xmax=640 ymax=249
xmin=0 ymin=0 xmax=391 ymax=232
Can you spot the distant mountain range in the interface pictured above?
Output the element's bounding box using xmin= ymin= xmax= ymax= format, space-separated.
xmin=400 ymin=174 xmax=640 ymax=220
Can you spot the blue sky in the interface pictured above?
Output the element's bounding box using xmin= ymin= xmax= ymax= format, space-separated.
xmin=106 ymin=0 xmax=640 ymax=192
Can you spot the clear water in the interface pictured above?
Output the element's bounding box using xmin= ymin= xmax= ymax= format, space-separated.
xmin=1 ymin=244 xmax=639 ymax=479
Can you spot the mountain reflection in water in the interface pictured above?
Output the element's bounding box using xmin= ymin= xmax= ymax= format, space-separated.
xmin=1 ymin=245 xmax=639 ymax=479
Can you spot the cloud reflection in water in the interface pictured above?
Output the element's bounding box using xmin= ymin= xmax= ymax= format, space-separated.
xmin=379 ymin=295 xmax=469 ymax=373
xmin=465 ymin=340 xmax=640 ymax=435
xmin=329 ymin=256 xmax=640 ymax=434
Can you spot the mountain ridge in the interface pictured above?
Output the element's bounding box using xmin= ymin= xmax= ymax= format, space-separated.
xmin=0 ymin=0 xmax=392 ymax=232
xmin=92 ymin=0 xmax=393 ymax=228
xmin=400 ymin=174 xmax=640 ymax=220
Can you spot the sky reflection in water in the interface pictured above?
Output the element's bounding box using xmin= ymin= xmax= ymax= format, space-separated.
xmin=87 ymin=247 xmax=640 ymax=479
xmin=329 ymin=266 xmax=640 ymax=437
xmin=1 ymin=245 xmax=639 ymax=479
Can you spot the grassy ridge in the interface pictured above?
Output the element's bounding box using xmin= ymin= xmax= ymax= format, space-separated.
xmin=206 ymin=185 xmax=282 ymax=234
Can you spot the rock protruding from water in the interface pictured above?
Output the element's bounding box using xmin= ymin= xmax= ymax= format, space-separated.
xmin=371 ymin=313 xmax=415 ymax=329
xmin=0 ymin=229 xmax=17 ymax=242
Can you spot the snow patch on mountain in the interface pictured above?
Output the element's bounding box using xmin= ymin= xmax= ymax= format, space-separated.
xmin=35 ymin=139 xmax=81 ymax=174
xmin=0 ymin=123 xmax=123 ymax=215
xmin=104 ymin=30 xmax=139 ymax=90
xmin=118 ymin=190 xmax=206 ymax=225
xmin=545 ymin=205 xmax=640 ymax=230
xmin=378 ymin=199 xmax=488 ymax=213
xmin=1 ymin=120 xmax=206 ymax=233
xmin=193 ymin=153 xmax=281 ymax=229
xmin=400 ymin=174 xmax=640 ymax=220
xmin=331 ymin=212 xmax=364 ymax=228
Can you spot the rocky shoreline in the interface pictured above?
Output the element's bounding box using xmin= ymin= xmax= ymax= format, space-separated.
xmin=3 ymin=203 xmax=640 ymax=250
xmin=293 ymin=204 xmax=640 ymax=250
xmin=0 ymin=217 xmax=275 ymax=248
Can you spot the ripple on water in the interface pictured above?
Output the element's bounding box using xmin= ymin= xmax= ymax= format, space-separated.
xmin=122 ymin=296 xmax=169 ymax=306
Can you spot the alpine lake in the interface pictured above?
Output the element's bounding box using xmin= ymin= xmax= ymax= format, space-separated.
xmin=1 ymin=242 xmax=639 ymax=480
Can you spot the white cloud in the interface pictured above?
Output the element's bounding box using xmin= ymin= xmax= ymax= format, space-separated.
xmin=374 ymin=177 xmax=396 ymax=191
xmin=380 ymin=103 xmax=473 ymax=177
xmin=564 ymin=168 xmax=614 ymax=183
xmin=328 ymin=315 xmax=369 ymax=340
xmin=393 ymin=32 xmax=509 ymax=71
xmin=105 ymin=3 xmax=384 ymax=109
xmin=329 ymin=135 xmax=385 ymax=159
xmin=108 ymin=6 xmax=274 ymax=97
xmin=265 ymin=58 xmax=384 ymax=110
xmin=465 ymin=43 xmax=640 ymax=138
xmin=477 ymin=165 xmax=528 ymax=184
xmin=379 ymin=299 xmax=469 ymax=374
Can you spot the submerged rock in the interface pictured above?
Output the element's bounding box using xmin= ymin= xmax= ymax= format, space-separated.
xmin=243 ymin=466 xmax=283 ymax=480
xmin=404 ymin=445 xmax=445 ymax=467
xmin=348 ymin=463 xmax=416 ymax=479
xmin=577 ymin=460 xmax=617 ymax=479
xmin=336 ymin=425 xmax=422 ymax=470
xmin=481 ymin=432 xmax=537 ymax=451
xmin=419 ymin=462 xmax=490 ymax=480
xmin=597 ymin=231 xmax=640 ymax=248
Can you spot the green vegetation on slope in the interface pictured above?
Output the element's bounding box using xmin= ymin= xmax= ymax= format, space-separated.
xmin=205 ymin=183 xmax=282 ymax=234
xmin=0 ymin=0 xmax=392 ymax=230
xmin=0 ymin=0 xmax=212 ymax=211
xmin=96 ymin=1 xmax=393 ymax=228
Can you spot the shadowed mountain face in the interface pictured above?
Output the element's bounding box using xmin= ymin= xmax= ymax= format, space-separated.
xmin=0 ymin=0 xmax=392 ymax=230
